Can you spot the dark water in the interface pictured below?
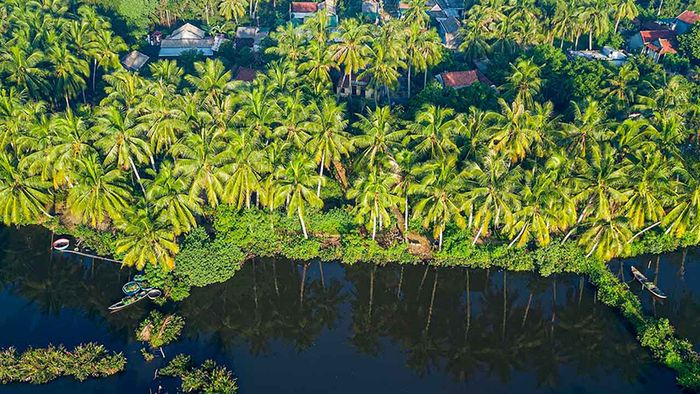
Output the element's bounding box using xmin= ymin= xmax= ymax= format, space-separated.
xmin=0 ymin=226 xmax=689 ymax=393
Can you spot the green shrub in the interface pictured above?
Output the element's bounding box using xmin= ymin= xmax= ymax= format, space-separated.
xmin=0 ymin=343 xmax=125 ymax=384
xmin=136 ymin=311 xmax=185 ymax=349
xmin=161 ymin=355 xmax=238 ymax=393
xmin=175 ymin=228 xmax=245 ymax=287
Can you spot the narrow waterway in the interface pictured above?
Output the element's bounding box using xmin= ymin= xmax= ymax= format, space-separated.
xmin=0 ymin=226 xmax=691 ymax=393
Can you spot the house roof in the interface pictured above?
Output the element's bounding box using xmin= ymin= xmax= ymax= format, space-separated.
xmin=639 ymin=29 xmax=676 ymax=44
xmin=398 ymin=1 xmax=409 ymax=9
xmin=438 ymin=70 xmax=492 ymax=89
xmin=439 ymin=16 xmax=460 ymax=33
xmin=167 ymin=23 xmax=206 ymax=40
xmin=121 ymin=51 xmax=149 ymax=71
xmin=236 ymin=26 xmax=259 ymax=39
xmin=160 ymin=38 xmax=214 ymax=48
xmin=677 ymin=10 xmax=700 ymax=24
xmin=234 ymin=67 xmax=257 ymax=82
xmin=646 ymin=38 xmax=677 ymax=55
xmin=291 ymin=2 xmax=318 ymax=13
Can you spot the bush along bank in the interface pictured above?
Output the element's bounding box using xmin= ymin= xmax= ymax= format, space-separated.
xmin=0 ymin=343 xmax=126 ymax=384
xmin=47 ymin=207 xmax=700 ymax=390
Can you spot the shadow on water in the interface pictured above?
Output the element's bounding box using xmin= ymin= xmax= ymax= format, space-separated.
xmin=0 ymin=226 xmax=683 ymax=393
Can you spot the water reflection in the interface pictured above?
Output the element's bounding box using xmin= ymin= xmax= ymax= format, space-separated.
xmin=0 ymin=226 xmax=682 ymax=393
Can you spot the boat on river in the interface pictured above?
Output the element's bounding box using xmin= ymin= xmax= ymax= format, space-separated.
xmin=630 ymin=266 xmax=667 ymax=299
xmin=108 ymin=288 xmax=162 ymax=312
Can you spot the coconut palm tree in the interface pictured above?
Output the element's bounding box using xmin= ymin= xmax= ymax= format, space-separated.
xmin=219 ymin=0 xmax=248 ymax=22
xmin=623 ymin=151 xmax=669 ymax=233
xmin=488 ymin=98 xmax=538 ymax=162
xmin=274 ymin=90 xmax=311 ymax=148
xmin=579 ymin=215 xmax=632 ymax=259
xmin=348 ymin=168 xmax=400 ymax=240
xmin=47 ymin=43 xmax=90 ymax=107
xmin=604 ymin=63 xmax=639 ymax=110
xmin=507 ymin=169 xmax=575 ymax=247
xmin=145 ymin=161 xmax=202 ymax=236
xmin=402 ymin=0 xmax=430 ymax=27
xmin=139 ymin=85 xmax=187 ymax=154
xmin=464 ymin=154 xmax=522 ymax=244
xmin=266 ymin=23 xmax=306 ymax=65
xmin=0 ymin=152 xmax=51 ymax=225
xmin=330 ymin=19 xmax=371 ymax=99
xmin=662 ymin=164 xmax=700 ymax=241
xmin=299 ymin=40 xmax=336 ymax=95
xmin=613 ymin=0 xmax=637 ymax=33
xmin=307 ymin=98 xmax=352 ymax=196
xmin=115 ymin=207 xmax=179 ymax=270
xmin=407 ymin=104 xmax=461 ymax=159
xmin=65 ymin=154 xmax=131 ymax=228
xmin=224 ymin=131 xmax=267 ymax=209
xmin=0 ymin=45 xmax=47 ymax=98
xmin=359 ymin=44 xmax=405 ymax=106
xmin=353 ymin=106 xmax=404 ymax=169
xmin=171 ymin=126 xmax=231 ymax=208
xmin=275 ymin=154 xmax=324 ymax=239
xmin=93 ymin=107 xmax=152 ymax=196
xmin=502 ymin=59 xmax=542 ymax=108
xmin=412 ymin=155 xmax=467 ymax=250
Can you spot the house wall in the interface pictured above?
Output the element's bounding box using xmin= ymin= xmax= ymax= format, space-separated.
xmin=628 ymin=33 xmax=644 ymax=50
xmin=675 ymin=20 xmax=692 ymax=34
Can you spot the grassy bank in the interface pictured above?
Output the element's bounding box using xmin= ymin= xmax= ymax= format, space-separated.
xmin=47 ymin=207 xmax=700 ymax=390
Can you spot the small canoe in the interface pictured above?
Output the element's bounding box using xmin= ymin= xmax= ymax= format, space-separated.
xmin=132 ymin=274 xmax=147 ymax=283
xmin=52 ymin=238 xmax=70 ymax=251
xmin=108 ymin=290 xmax=149 ymax=311
xmin=643 ymin=281 xmax=668 ymax=299
xmin=146 ymin=288 xmax=162 ymax=299
xmin=630 ymin=266 xmax=648 ymax=283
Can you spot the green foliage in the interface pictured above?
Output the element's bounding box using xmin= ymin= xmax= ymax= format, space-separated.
xmin=136 ymin=311 xmax=185 ymax=349
xmin=680 ymin=25 xmax=700 ymax=64
xmin=0 ymin=343 xmax=125 ymax=384
xmin=144 ymin=264 xmax=191 ymax=302
xmin=663 ymin=53 xmax=690 ymax=73
xmin=161 ymin=354 xmax=238 ymax=393
xmin=175 ymin=227 xmax=245 ymax=287
xmin=115 ymin=0 xmax=157 ymax=34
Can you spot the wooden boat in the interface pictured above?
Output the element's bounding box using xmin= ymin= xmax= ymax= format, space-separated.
xmin=643 ymin=281 xmax=667 ymax=299
xmin=108 ymin=290 xmax=150 ymax=311
xmin=52 ymin=238 xmax=70 ymax=251
xmin=630 ymin=266 xmax=648 ymax=283
xmin=630 ymin=266 xmax=667 ymax=299
xmin=108 ymin=288 xmax=162 ymax=311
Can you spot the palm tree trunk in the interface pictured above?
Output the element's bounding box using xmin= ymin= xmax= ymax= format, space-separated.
xmin=317 ymin=152 xmax=325 ymax=197
xmin=404 ymin=195 xmax=409 ymax=242
xmin=588 ymin=30 xmax=593 ymax=50
xmin=627 ymin=221 xmax=661 ymax=243
xmin=407 ymin=64 xmax=412 ymax=98
xmin=298 ymin=207 xmax=308 ymax=239
xmin=92 ymin=59 xmax=98 ymax=93
xmin=130 ymin=158 xmax=147 ymax=197
xmin=397 ymin=266 xmax=404 ymax=298
xmin=574 ymin=33 xmax=580 ymax=50
xmin=508 ymin=224 xmax=528 ymax=248
xmin=438 ymin=225 xmax=443 ymax=251
xmin=472 ymin=225 xmax=483 ymax=245
xmin=423 ymin=68 xmax=428 ymax=87
xmin=614 ymin=14 xmax=622 ymax=33
xmin=64 ymin=93 xmax=70 ymax=109
xmin=372 ymin=212 xmax=377 ymax=240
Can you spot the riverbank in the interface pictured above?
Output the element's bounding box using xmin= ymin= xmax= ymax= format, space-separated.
xmin=46 ymin=207 xmax=700 ymax=390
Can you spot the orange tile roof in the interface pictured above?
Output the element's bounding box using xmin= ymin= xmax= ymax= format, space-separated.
xmin=292 ymin=2 xmax=318 ymax=12
xmin=677 ymin=10 xmax=700 ymax=24
xmin=639 ymin=29 xmax=676 ymax=43
xmin=645 ymin=38 xmax=677 ymax=55
xmin=439 ymin=70 xmax=492 ymax=89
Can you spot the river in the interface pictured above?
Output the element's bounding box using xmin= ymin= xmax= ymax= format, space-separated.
xmin=0 ymin=225 xmax=696 ymax=393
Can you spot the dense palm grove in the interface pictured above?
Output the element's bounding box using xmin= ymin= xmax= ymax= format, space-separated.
xmin=2 ymin=0 xmax=700 ymax=274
